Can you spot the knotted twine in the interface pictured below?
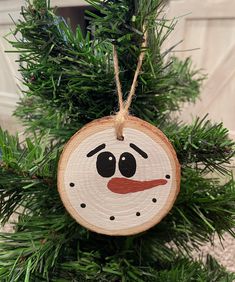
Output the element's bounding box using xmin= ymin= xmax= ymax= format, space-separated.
xmin=113 ymin=28 xmax=147 ymax=140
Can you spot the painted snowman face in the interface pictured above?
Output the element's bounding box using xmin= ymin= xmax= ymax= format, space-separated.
xmin=58 ymin=117 xmax=180 ymax=235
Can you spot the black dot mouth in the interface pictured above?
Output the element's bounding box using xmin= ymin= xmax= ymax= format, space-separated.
xmin=77 ymin=197 xmax=159 ymax=221
xmin=108 ymin=212 xmax=142 ymax=220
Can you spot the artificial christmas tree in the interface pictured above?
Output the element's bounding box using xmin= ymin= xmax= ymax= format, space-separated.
xmin=0 ymin=0 xmax=235 ymax=281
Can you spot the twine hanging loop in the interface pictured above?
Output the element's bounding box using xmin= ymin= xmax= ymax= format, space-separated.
xmin=113 ymin=27 xmax=147 ymax=140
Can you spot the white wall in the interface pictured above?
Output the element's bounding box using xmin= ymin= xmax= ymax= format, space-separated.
xmin=0 ymin=0 xmax=87 ymax=133
xmin=165 ymin=0 xmax=235 ymax=141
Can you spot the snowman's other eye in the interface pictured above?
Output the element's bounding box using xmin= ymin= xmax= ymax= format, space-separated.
xmin=96 ymin=151 xmax=116 ymax=178
xmin=119 ymin=152 xmax=136 ymax=178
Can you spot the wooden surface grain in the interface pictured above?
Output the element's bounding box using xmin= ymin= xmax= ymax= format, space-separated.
xmin=58 ymin=116 xmax=180 ymax=236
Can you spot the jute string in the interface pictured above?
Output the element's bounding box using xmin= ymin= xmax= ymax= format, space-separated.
xmin=113 ymin=28 xmax=147 ymax=140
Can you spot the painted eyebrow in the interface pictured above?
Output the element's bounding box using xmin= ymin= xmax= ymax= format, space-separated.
xmin=87 ymin=143 xmax=106 ymax=157
xmin=130 ymin=143 xmax=148 ymax=159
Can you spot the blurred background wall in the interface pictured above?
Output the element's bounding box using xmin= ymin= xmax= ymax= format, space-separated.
xmin=0 ymin=0 xmax=234 ymax=271
xmin=0 ymin=0 xmax=87 ymax=133
xmin=166 ymin=0 xmax=235 ymax=142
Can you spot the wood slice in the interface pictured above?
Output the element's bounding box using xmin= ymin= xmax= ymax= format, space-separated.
xmin=58 ymin=116 xmax=180 ymax=236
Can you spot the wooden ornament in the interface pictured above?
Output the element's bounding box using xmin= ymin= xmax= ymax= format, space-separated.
xmin=58 ymin=116 xmax=180 ymax=236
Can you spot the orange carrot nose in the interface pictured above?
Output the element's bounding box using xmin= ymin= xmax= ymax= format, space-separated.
xmin=107 ymin=177 xmax=167 ymax=194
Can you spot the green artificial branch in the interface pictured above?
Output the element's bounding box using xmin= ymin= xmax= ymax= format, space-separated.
xmin=166 ymin=116 xmax=235 ymax=174
xmin=7 ymin=0 xmax=204 ymax=140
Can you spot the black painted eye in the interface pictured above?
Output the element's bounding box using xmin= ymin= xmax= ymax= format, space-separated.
xmin=96 ymin=151 xmax=116 ymax=178
xmin=119 ymin=152 xmax=136 ymax=178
